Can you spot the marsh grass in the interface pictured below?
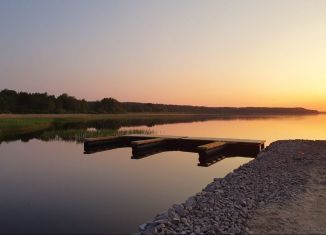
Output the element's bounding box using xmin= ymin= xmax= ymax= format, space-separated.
xmin=0 ymin=118 xmax=54 ymax=138
xmin=0 ymin=113 xmax=214 ymax=142
xmin=0 ymin=116 xmax=116 ymax=139
xmin=39 ymin=128 xmax=154 ymax=142
xmin=0 ymin=113 xmax=196 ymax=140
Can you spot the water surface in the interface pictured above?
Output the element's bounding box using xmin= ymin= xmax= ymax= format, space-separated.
xmin=1 ymin=114 xmax=326 ymax=234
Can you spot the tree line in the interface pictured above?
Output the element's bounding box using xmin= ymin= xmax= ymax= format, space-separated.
xmin=0 ymin=89 xmax=124 ymax=113
xmin=0 ymin=89 xmax=319 ymax=114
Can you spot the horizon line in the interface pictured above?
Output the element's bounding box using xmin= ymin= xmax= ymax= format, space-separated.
xmin=0 ymin=88 xmax=321 ymax=112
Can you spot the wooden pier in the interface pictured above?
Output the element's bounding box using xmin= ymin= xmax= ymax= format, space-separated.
xmin=84 ymin=135 xmax=265 ymax=167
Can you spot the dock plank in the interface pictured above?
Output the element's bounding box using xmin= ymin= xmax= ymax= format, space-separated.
xmin=197 ymin=141 xmax=227 ymax=151
xmin=131 ymin=138 xmax=166 ymax=146
xmin=125 ymin=134 xmax=187 ymax=139
xmin=183 ymin=136 xmax=265 ymax=144
xmin=125 ymin=134 xmax=265 ymax=144
xmin=84 ymin=136 xmax=122 ymax=143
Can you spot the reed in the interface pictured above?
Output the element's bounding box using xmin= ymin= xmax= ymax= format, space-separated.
xmin=39 ymin=128 xmax=154 ymax=142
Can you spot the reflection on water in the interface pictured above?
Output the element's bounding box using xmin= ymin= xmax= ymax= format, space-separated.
xmin=0 ymin=140 xmax=251 ymax=234
xmin=121 ymin=114 xmax=326 ymax=145
xmin=0 ymin=114 xmax=236 ymax=143
xmin=2 ymin=114 xmax=323 ymax=144
xmin=1 ymin=114 xmax=326 ymax=233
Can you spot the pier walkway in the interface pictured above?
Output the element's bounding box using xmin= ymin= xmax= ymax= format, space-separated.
xmin=84 ymin=135 xmax=265 ymax=166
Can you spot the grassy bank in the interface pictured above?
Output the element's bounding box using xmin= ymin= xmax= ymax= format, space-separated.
xmin=0 ymin=113 xmax=202 ymax=142
xmin=0 ymin=113 xmax=218 ymax=133
xmin=0 ymin=118 xmax=55 ymax=136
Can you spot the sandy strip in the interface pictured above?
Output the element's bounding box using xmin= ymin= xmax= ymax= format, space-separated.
xmin=247 ymin=142 xmax=326 ymax=234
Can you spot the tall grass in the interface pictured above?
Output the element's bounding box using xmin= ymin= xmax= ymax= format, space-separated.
xmin=0 ymin=113 xmax=204 ymax=142
xmin=0 ymin=118 xmax=54 ymax=138
xmin=39 ymin=128 xmax=154 ymax=142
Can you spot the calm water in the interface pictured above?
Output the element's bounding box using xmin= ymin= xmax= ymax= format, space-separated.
xmin=1 ymin=114 xmax=326 ymax=234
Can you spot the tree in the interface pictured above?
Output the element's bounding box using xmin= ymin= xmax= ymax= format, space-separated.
xmin=0 ymin=96 xmax=6 ymax=113
xmin=0 ymin=89 xmax=17 ymax=112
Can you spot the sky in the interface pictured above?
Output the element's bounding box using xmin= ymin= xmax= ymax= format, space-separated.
xmin=0 ymin=0 xmax=326 ymax=110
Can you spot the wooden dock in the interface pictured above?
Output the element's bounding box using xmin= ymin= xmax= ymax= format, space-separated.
xmin=84 ymin=135 xmax=265 ymax=167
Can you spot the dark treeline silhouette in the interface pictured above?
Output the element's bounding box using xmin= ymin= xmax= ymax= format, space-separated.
xmin=0 ymin=89 xmax=123 ymax=114
xmin=0 ymin=89 xmax=319 ymax=115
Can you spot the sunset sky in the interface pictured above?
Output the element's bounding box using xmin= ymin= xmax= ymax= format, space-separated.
xmin=0 ymin=0 xmax=326 ymax=110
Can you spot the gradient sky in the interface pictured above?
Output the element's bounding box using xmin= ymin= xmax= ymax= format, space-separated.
xmin=0 ymin=0 xmax=326 ymax=110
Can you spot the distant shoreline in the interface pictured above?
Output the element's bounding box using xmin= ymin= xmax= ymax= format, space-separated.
xmin=0 ymin=89 xmax=320 ymax=115
xmin=0 ymin=112 xmax=321 ymax=119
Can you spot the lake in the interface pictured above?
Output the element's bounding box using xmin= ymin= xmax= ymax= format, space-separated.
xmin=1 ymin=114 xmax=326 ymax=234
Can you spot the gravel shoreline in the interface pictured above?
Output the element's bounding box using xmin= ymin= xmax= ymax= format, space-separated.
xmin=139 ymin=140 xmax=326 ymax=235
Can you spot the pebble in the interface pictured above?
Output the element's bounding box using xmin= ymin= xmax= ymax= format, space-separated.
xmin=139 ymin=140 xmax=320 ymax=235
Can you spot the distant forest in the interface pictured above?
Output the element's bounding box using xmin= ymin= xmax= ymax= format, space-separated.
xmin=0 ymin=89 xmax=319 ymax=115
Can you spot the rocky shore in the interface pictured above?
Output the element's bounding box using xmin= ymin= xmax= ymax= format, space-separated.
xmin=139 ymin=140 xmax=326 ymax=235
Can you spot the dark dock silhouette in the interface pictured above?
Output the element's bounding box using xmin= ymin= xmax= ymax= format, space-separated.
xmin=84 ymin=135 xmax=265 ymax=167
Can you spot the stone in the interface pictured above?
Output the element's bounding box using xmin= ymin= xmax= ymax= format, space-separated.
xmin=168 ymin=208 xmax=177 ymax=219
xmin=155 ymin=219 xmax=169 ymax=224
xmin=194 ymin=226 xmax=201 ymax=234
xmin=156 ymin=212 xmax=168 ymax=220
xmin=181 ymin=217 xmax=189 ymax=226
xmin=207 ymin=230 xmax=216 ymax=235
xmin=185 ymin=196 xmax=197 ymax=209
xmin=240 ymin=199 xmax=246 ymax=207
xmin=205 ymin=183 xmax=216 ymax=192
xmin=173 ymin=204 xmax=186 ymax=217
xmin=138 ymin=223 xmax=147 ymax=231
xmin=172 ymin=217 xmax=180 ymax=224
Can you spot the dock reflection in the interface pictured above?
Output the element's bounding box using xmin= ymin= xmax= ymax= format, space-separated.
xmin=84 ymin=137 xmax=257 ymax=167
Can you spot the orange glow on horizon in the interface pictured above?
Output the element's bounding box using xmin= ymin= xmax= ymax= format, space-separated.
xmin=1 ymin=1 xmax=326 ymax=111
